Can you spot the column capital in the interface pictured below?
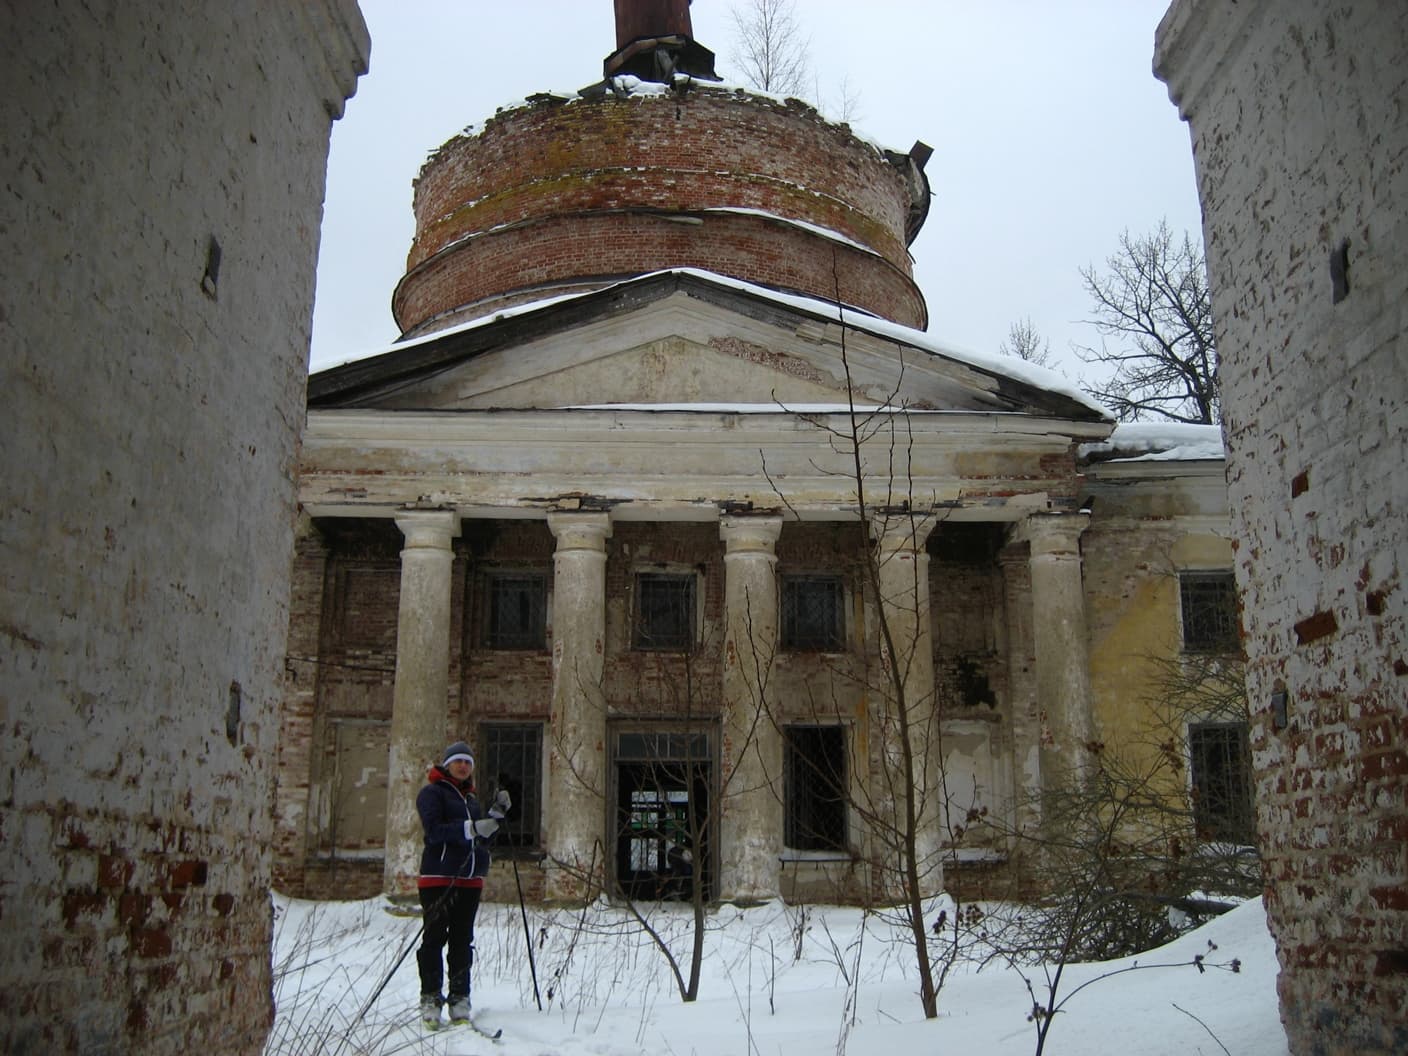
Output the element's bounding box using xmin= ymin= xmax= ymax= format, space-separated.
xmin=547 ymin=510 xmax=612 ymax=552
xmin=1011 ymin=511 xmax=1089 ymax=558
xmin=872 ymin=513 xmax=937 ymax=556
xmin=394 ymin=509 xmax=459 ymax=550
xmin=720 ymin=514 xmax=783 ymax=555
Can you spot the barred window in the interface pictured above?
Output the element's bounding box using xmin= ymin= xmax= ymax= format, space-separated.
xmin=1188 ymin=722 xmax=1254 ymax=843
xmin=478 ymin=723 xmax=542 ymax=852
xmin=483 ymin=572 xmax=547 ymax=650
xmin=1180 ymin=571 xmax=1239 ymax=653
xmin=784 ymin=725 xmax=847 ymax=851
xmin=634 ymin=572 xmax=696 ymax=651
xmin=781 ymin=575 xmax=845 ymax=652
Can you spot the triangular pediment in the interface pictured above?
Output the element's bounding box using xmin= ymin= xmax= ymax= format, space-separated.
xmin=309 ymin=271 xmax=1106 ymax=423
xmin=357 ymin=332 xmax=862 ymax=410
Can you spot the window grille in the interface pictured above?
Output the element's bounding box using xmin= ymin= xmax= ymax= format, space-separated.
xmin=483 ymin=572 xmax=547 ymax=650
xmin=634 ymin=572 xmax=696 ymax=650
xmin=1188 ymin=721 xmax=1254 ymax=843
xmin=781 ymin=575 xmax=845 ymax=651
xmin=784 ymin=725 xmax=847 ymax=851
xmin=1179 ymin=571 xmax=1239 ymax=653
xmin=478 ymin=723 xmax=542 ymax=851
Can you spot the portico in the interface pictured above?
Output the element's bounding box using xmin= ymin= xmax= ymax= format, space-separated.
xmin=275 ymin=273 xmax=1110 ymax=905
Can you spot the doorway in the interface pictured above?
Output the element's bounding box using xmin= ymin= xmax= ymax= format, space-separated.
xmin=612 ymin=726 xmax=714 ymax=902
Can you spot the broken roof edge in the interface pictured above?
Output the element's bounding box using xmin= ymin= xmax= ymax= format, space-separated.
xmin=308 ymin=267 xmax=1110 ymax=423
xmin=419 ymin=76 xmax=926 ymax=197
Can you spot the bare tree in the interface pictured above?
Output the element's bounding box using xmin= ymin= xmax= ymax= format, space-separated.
xmin=1000 ymin=317 xmax=1056 ymax=369
xmin=1077 ymin=221 xmax=1218 ymax=424
xmin=542 ymin=628 xmax=764 ymax=1005
xmin=729 ymin=0 xmax=811 ymax=96
xmin=813 ymin=72 xmax=863 ymax=125
xmin=760 ymin=275 xmax=955 ymax=1020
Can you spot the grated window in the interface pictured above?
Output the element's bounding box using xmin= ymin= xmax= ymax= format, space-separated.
xmin=781 ymin=575 xmax=846 ymax=652
xmin=784 ymin=725 xmax=847 ymax=851
xmin=1180 ymin=571 xmax=1239 ymax=653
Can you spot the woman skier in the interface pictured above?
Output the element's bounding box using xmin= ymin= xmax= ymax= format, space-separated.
xmin=415 ymin=740 xmax=510 ymax=1029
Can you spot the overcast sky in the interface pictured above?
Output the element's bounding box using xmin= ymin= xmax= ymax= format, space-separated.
xmin=310 ymin=0 xmax=1200 ymax=383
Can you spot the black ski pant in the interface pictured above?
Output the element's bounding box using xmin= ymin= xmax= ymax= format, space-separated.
xmin=416 ymin=885 xmax=482 ymax=1001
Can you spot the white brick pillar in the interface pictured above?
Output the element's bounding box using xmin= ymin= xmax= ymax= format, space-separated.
xmin=873 ymin=516 xmax=943 ymax=899
xmin=718 ymin=515 xmax=783 ymax=902
xmin=1018 ymin=512 xmax=1094 ymax=790
xmin=384 ymin=510 xmax=459 ymax=896
xmin=545 ymin=511 xmax=612 ymax=900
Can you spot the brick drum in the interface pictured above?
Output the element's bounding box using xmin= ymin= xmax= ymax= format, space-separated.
xmin=394 ymin=87 xmax=929 ymax=336
xmin=1156 ymin=4 xmax=1408 ymax=1053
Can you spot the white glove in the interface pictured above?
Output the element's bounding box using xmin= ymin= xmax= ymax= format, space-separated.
xmin=489 ymin=788 xmax=512 ymax=819
xmin=465 ymin=817 xmax=499 ymax=839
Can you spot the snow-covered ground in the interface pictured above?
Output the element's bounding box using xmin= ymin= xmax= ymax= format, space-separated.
xmin=267 ymin=892 xmax=1288 ymax=1055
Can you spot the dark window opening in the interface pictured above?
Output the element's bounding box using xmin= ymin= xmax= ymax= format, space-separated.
xmin=613 ymin=725 xmax=713 ymax=903
xmin=478 ymin=723 xmax=543 ymax=852
xmin=1188 ymin=722 xmax=1254 ymax=843
xmin=483 ymin=572 xmax=547 ymax=650
xmin=1180 ymin=571 xmax=1239 ymax=653
xmin=781 ymin=575 xmax=846 ymax=652
xmin=785 ymin=725 xmax=848 ymax=851
xmin=634 ymin=572 xmax=696 ymax=650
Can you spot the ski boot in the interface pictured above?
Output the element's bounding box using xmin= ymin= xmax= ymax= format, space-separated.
xmin=419 ymin=993 xmax=443 ymax=1030
xmin=447 ymin=994 xmax=472 ymax=1024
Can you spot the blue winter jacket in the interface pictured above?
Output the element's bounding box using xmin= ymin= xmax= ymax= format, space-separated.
xmin=416 ymin=766 xmax=492 ymax=888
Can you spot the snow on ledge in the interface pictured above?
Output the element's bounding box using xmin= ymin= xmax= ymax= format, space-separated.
xmin=1080 ymin=422 xmax=1225 ymax=462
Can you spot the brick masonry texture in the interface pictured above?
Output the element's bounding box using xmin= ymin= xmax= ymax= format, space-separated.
xmin=1156 ymin=3 xmax=1408 ymax=1053
xmin=0 ymin=3 xmax=366 ymax=1052
xmin=394 ymin=88 xmax=927 ymax=334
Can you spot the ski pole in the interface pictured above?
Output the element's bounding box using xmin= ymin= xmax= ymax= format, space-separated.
xmin=513 ymin=857 xmax=543 ymax=1010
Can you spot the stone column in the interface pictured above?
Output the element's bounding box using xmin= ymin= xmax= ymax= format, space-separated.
xmin=872 ymin=516 xmax=942 ymax=898
xmin=383 ymin=510 xmax=459 ymax=896
xmin=1018 ymin=512 xmax=1093 ymax=791
xmin=718 ymin=515 xmax=783 ymax=902
xmin=274 ymin=515 xmax=329 ymax=893
xmin=998 ymin=544 xmax=1043 ymax=832
xmin=545 ymin=511 xmax=612 ymax=900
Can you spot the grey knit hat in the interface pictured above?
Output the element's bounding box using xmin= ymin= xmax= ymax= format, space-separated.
xmin=442 ymin=741 xmax=474 ymax=767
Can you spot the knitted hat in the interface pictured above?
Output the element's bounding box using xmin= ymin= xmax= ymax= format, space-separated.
xmin=442 ymin=741 xmax=474 ymax=767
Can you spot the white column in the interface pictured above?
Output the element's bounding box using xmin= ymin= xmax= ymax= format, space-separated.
xmin=545 ymin=511 xmax=612 ymax=900
xmin=872 ymin=516 xmax=943 ymax=899
xmin=1018 ymin=512 xmax=1094 ymax=790
xmin=718 ymin=515 xmax=783 ymax=902
xmin=383 ymin=510 xmax=459 ymax=896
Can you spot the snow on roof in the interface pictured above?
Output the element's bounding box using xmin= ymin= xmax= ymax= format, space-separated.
xmin=571 ymin=403 xmax=916 ymax=414
xmin=700 ymin=207 xmax=880 ymax=257
xmin=420 ymin=205 xmax=879 ymax=268
xmin=313 ymin=268 xmax=1109 ymax=417
xmin=652 ymin=269 xmax=1108 ymax=416
xmin=1080 ymin=422 xmax=1225 ymax=462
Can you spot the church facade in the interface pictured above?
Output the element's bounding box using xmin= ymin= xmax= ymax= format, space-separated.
xmin=273 ymin=4 xmax=1238 ymax=908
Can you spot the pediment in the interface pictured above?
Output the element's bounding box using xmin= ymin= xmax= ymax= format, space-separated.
xmin=361 ymin=332 xmax=855 ymax=410
xmin=309 ymin=271 xmax=1105 ymax=422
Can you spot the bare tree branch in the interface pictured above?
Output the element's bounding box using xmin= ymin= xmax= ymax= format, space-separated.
xmin=1000 ymin=317 xmax=1056 ymax=369
xmin=728 ymin=0 xmax=811 ymax=96
xmin=1076 ymin=221 xmax=1219 ymax=424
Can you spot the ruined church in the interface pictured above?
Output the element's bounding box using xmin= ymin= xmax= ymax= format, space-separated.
xmin=273 ymin=1 xmax=1238 ymax=907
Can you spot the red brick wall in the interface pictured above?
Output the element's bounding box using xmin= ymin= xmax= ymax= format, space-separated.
xmin=1156 ymin=4 xmax=1408 ymax=1051
xmin=458 ymin=519 xmax=555 ymax=725
xmin=395 ymin=88 xmax=927 ymax=333
xmin=396 ymin=210 xmax=927 ymax=338
xmin=603 ymin=522 xmax=726 ymax=716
